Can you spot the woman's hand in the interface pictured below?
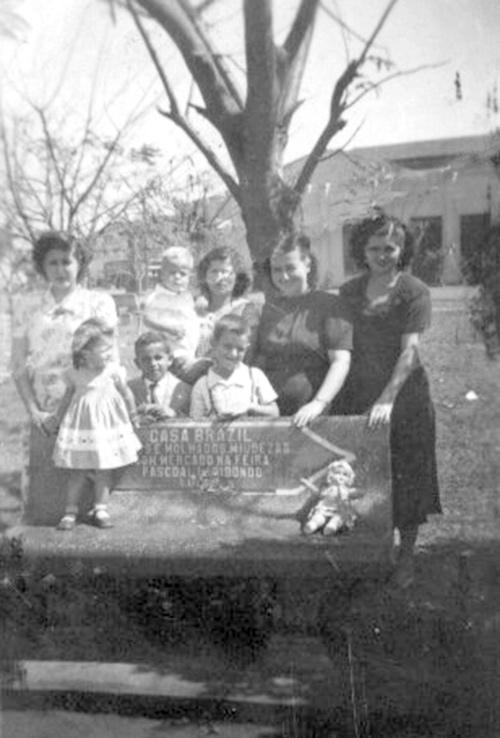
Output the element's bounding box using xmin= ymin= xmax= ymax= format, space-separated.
xmin=292 ymin=398 xmax=327 ymax=428
xmin=292 ymin=350 xmax=350 ymax=428
xmin=367 ymin=391 xmax=395 ymax=429
xmin=367 ymin=333 xmax=420 ymax=430
xmin=30 ymin=409 xmax=55 ymax=435
xmin=42 ymin=414 xmax=61 ymax=435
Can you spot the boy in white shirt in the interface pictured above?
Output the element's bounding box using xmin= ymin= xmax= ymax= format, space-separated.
xmin=142 ymin=246 xmax=199 ymax=370
xmin=190 ymin=314 xmax=279 ymax=420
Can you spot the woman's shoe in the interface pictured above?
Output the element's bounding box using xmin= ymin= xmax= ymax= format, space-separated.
xmin=91 ymin=508 xmax=113 ymax=529
xmin=57 ymin=514 xmax=76 ymax=531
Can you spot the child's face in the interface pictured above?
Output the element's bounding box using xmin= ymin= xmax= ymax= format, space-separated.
xmin=160 ymin=259 xmax=191 ymax=294
xmin=327 ymin=464 xmax=352 ymax=486
xmin=135 ymin=342 xmax=172 ymax=383
xmin=212 ymin=330 xmax=248 ymax=376
xmin=85 ymin=340 xmax=113 ymax=371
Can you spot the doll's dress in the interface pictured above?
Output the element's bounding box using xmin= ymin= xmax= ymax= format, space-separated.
xmin=53 ymin=363 xmax=141 ymax=470
xmin=308 ymin=485 xmax=357 ymax=530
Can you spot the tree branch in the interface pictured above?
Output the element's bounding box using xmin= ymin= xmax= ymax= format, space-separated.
xmin=69 ymin=130 xmax=124 ymax=220
xmin=0 ymin=123 xmax=37 ymax=243
xmin=244 ymin=0 xmax=276 ymax=151
xmin=132 ymin=0 xmax=244 ymax=178
xmin=36 ymin=107 xmax=73 ymax=217
xmin=319 ymin=2 xmax=383 ymax=49
xmin=293 ymin=60 xmax=357 ymax=197
xmin=68 ymin=96 xmax=98 ymax=207
xmin=317 ymin=118 xmax=366 ymax=164
xmin=344 ymin=61 xmax=447 ymax=111
xmin=134 ymin=0 xmax=242 ymax=121
xmin=293 ymin=0 xmax=401 ymax=198
xmin=275 ymin=0 xmax=318 ymax=156
xmin=283 ymin=0 xmax=320 ymax=65
xmin=128 ymin=0 xmax=181 ymax=117
xmin=128 ymin=0 xmax=240 ymax=200
xmin=158 ymin=107 xmax=240 ymax=202
xmin=358 ymin=0 xmax=399 ymax=68
xmin=180 ymin=0 xmax=244 ymax=110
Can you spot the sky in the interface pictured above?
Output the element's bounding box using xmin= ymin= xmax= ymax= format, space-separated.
xmin=1 ymin=0 xmax=500 ymax=187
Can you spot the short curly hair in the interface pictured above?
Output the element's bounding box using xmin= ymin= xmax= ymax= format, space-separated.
xmin=197 ymin=246 xmax=252 ymax=302
xmin=32 ymin=231 xmax=92 ymax=282
xmin=264 ymin=231 xmax=318 ymax=290
xmin=348 ymin=212 xmax=414 ymax=271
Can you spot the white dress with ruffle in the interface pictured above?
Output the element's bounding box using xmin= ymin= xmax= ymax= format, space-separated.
xmin=53 ymin=363 xmax=141 ymax=470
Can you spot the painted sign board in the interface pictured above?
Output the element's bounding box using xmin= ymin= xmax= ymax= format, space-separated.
xmin=118 ymin=418 xmax=388 ymax=493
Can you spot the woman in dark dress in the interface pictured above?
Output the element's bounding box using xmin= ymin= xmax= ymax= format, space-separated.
xmin=252 ymin=232 xmax=352 ymax=427
xmin=336 ymin=212 xmax=441 ymax=586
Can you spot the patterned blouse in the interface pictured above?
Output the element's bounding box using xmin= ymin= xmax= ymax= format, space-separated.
xmin=11 ymin=285 xmax=118 ymax=412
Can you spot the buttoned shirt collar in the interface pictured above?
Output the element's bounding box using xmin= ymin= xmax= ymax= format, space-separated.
xmin=206 ymin=363 xmax=248 ymax=389
xmin=41 ymin=284 xmax=84 ymax=315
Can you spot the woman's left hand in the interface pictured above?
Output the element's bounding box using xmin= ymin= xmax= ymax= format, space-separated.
xmin=293 ymin=399 xmax=327 ymax=428
xmin=368 ymin=393 xmax=394 ymax=429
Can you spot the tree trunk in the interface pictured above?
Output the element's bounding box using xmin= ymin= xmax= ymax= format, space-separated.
xmin=239 ymin=172 xmax=300 ymax=274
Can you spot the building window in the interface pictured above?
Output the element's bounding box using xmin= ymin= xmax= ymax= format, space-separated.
xmin=409 ymin=216 xmax=443 ymax=286
xmin=460 ymin=213 xmax=491 ymax=285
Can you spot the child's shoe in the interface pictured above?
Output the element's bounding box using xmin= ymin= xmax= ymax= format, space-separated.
xmin=91 ymin=508 xmax=113 ymax=529
xmin=57 ymin=513 xmax=76 ymax=531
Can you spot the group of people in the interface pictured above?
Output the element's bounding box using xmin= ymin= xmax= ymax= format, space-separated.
xmin=11 ymin=213 xmax=441 ymax=585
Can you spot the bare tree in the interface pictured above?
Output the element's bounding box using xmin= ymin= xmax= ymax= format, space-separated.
xmin=0 ymin=101 xmax=162 ymax=247
xmin=104 ymin=0 xmax=431 ymax=271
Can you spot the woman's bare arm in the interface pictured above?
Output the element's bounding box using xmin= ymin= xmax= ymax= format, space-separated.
xmin=367 ymin=332 xmax=421 ymax=428
xmin=11 ymin=336 xmax=53 ymax=431
xmin=293 ymin=349 xmax=351 ymax=427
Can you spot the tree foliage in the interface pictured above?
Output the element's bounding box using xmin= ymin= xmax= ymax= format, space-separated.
xmin=97 ymin=172 xmax=226 ymax=292
xmin=0 ymin=103 xmax=161 ymax=246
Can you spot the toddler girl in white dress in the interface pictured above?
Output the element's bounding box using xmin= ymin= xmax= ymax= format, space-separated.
xmin=52 ymin=318 xmax=141 ymax=530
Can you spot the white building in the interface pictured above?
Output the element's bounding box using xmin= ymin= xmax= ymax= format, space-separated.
xmin=213 ymin=134 xmax=500 ymax=287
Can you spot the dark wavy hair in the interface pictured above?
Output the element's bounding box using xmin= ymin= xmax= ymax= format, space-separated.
xmin=348 ymin=212 xmax=414 ymax=271
xmin=197 ymin=246 xmax=252 ymax=303
xmin=72 ymin=318 xmax=114 ymax=369
xmin=264 ymin=231 xmax=318 ymax=290
xmin=32 ymin=231 xmax=92 ymax=282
